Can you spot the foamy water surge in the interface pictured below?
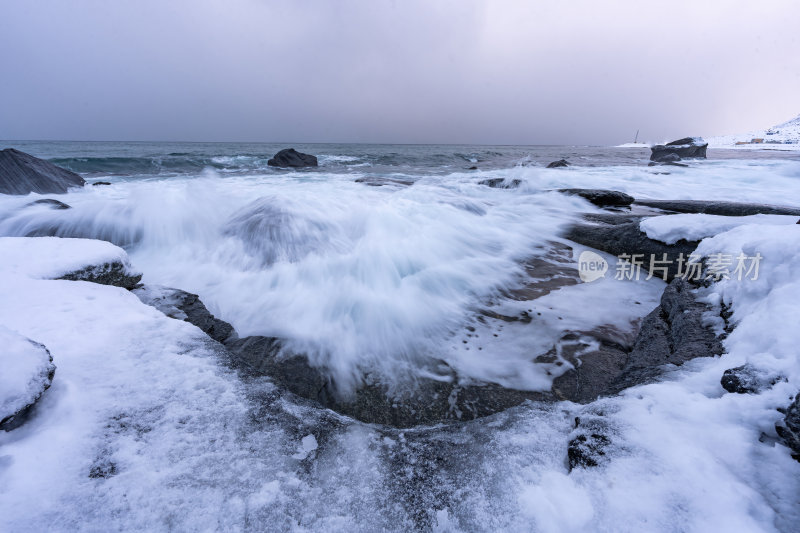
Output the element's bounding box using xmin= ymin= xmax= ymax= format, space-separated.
xmin=1 ymin=158 xmax=799 ymax=395
xmin=0 ymin=171 xmax=583 ymax=392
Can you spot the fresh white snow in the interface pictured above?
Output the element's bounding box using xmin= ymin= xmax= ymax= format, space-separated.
xmin=641 ymin=213 xmax=799 ymax=245
xmin=0 ymin=325 xmax=54 ymax=425
xmin=0 ymin=236 xmax=137 ymax=280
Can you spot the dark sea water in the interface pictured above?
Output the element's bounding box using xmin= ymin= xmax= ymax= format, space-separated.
xmin=5 ymin=140 xmax=798 ymax=179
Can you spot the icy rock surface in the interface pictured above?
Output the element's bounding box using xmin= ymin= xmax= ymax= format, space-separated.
xmin=0 ymin=325 xmax=55 ymax=431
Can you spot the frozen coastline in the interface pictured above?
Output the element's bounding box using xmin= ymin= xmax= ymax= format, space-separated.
xmin=1 ymin=144 xmax=799 ymax=531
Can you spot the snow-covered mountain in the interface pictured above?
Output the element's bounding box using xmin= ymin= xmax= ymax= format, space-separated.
xmin=708 ymin=114 xmax=800 ymax=150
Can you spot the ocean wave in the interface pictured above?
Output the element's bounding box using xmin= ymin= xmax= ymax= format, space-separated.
xmin=50 ymin=154 xmax=275 ymax=176
xmin=317 ymin=154 xmax=361 ymax=165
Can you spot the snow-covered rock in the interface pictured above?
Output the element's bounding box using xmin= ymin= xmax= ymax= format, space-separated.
xmin=650 ymin=137 xmax=708 ymax=161
xmin=0 ymin=236 xmax=141 ymax=288
xmin=640 ymin=213 xmax=799 ymax=245
xmin=0 ymin=326 xmax=56 ymax=431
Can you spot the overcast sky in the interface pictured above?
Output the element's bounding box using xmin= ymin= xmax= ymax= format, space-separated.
xmin=1 ymin=0 xmax=798 ymax=145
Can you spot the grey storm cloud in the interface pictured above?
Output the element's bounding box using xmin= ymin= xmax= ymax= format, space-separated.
xmin=1 ymin=0 xmax=798 ymax=144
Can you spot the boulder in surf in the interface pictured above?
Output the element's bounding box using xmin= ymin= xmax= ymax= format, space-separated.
xmin=0 ymin=148 xmax=85 ymax=195
xmin=267 ymin=148 xmax=318 ymax=168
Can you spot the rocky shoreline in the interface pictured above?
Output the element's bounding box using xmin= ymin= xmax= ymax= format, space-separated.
xmin=3 ymin=147 xmax=800 ymax=468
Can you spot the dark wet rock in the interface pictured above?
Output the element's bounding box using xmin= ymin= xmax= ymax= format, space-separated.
xmin=547 ymin=159 xmax=570 ymax=168
xmin=222 ymin=242 xmax=722 ymax=426
xmin=25 ymin=198 xmax=72 ymax=210
xmin=655 ymin=153 xmax=682 ymax=163
xmin=776 ymin=396 xmax=800 ymax=460
xmin=634 ymin=199 xmax=800 ymax=217
xmin=354 ymin=176 xmax=415 ymax=187
xmin=225 ymin=336 xmax=331 ymax=403
xmin=134 ymin=285 xmax=235 ymax=343
xmin=226 ymin=323 xmax=650 ymax=426
xmin=567 ymin=415 xmax=613 ymax=470
xmin=505 ymin=243 xmax=581 ymax=301
xmin=468 ymin=166 xmax=478 ymax=170
xmin=558 ymin=189 xmax=635 ymax=207
xmin=267 ymin=148 xmax=318 ymax=168
xmin=579 ymin=212 xmax=648 ymax=226
xmin=332 ymin=378 xmax=546 ymax=428
xmin=563 ymin=219 xmax=699 ymax=281
xmin=1 ymin=336 xmax=56 ymax=432
xmin=648 ymin=160 xmax=689 ymax=168
xmin=225 ymin=334 xmax=554 ymax=427
xmin=0 ymin=148 xmax=86 ymax=195
xmin=721 ymin=364 xmax=780 ymax=394
xmin=650 ymin=137 xmax=707 ymax=161
xmin=59 ymin=261 xmax=142 ymax=290
xmin=548 ymin=328 xmax=635 ymax=404
xmin=609 ymin=278 xmax=724 ymax=394
xmin=479 ymin=177 xmax=522 ymax=189
xmin=92 ymin=181 xmax=111 ymax=186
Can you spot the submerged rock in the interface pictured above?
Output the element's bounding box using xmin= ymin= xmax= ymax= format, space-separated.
xmin=354 ymin=176 xmax=415 ymax=187
xmin=650 ymin=137 xmax=708 ymax=161
xmin=223 ymin=199 xmax=339 ymax=266
xmin=776 ymin=395 xmax=800 ymax=460
xmin=24 ymin=198 xmax=72 ymax=210
xmin=0 ymin=148 xmax=85 ymax=195
xmin=558 ymin=189 xmax=635 ymax=207
xmin=547 ymin=159 xmax=570 ymax=168
xmin=267 ymin=148 xmax=318 ymax=168
xmin=1 ymin=327 xmax=56 ymax=431
xmin=134 ymin=285 xmax=235 ymax=343
xmin=91 ymin=181 xmax=111 ymax=186
xmin=479 ymin=177 xmax=522 ymax=189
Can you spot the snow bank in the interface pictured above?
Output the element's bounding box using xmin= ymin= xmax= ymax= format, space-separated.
xmin=0 ymin=236 xmax=134 ymax=280
xmin=641 ymin=214 xmax=799 ymax=245
xmin=0 ymin=325 xmax=54 ymax=427
xmin=696 ymin=223 xmax=800 ymax=383
xmin=577 ymin=222 xmax=800 ymax=531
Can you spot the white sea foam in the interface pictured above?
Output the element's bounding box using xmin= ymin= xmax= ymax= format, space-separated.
xmin=2 ymin=159 xmax=799 ymax=392
xmin=318 ymin=154 xmax=361 ymax=165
